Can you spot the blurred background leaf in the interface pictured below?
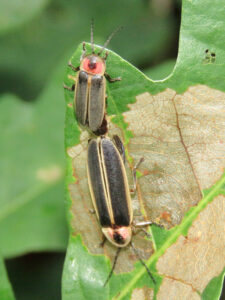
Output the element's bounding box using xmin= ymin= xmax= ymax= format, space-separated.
xmin=0 ymin=0 xmax=50 ymax=35
xmin=0 ymin=56 xmax=70 ymax=299
xmin=0 ymin=58 xmax=68 ymax=259
xmin=0 ymin=256 xmax=15 ymax=300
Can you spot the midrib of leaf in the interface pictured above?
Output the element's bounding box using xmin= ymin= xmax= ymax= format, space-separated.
xmin=115 ymin=173 xmax=225 ymax=300
xmin=0 ymin=180 xmax=61 ymax=223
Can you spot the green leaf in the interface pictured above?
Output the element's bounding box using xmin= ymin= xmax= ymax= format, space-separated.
xmin=63 ymin=0 xmax=225 ymax=299
xmin=62 ymin=235 xmax=109 ymax=300
xmin=144 ymin=59 xmax=176 ymax=80
xmin=0 ymin=0 xmax=50 ymax=35
xmin=0 ymin=59 xmax=68 ymax=258
xmin=0 ymin=256 xmax=15 ymax=300
xmin=202 ymin=267 xmax=225 ymax=300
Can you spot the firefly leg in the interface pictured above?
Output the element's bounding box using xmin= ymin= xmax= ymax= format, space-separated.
xmin=134 ymin=220 xmax=164 ymax=229
xmin=82 ymin=42 xmax=86 ymax=57
xmin=112 ymin=135 xmax=125 ymax=164
xmin=140 ymin=228 xmax=151 ymax=239
xmin=63 ymin=83 xmax=75 ymax=91
xmin=130 ymin=242 xmax=156 ymax=285
xmin=99 ymin=236 xmax=106 ymax=247
xmin=105 ymin=72 xmax=121 ymax=82
xmin=104 ymin=51 xmax=109 ymax=60
xmin=68 ymin=61 xmax=80 ymax=72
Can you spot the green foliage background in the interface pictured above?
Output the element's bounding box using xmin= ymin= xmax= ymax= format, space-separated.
xmin=0 ymin=0 xmax=224 ymax=299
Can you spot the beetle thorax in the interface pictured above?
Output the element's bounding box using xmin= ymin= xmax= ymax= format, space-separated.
xmin=102 ymin=226 xmax=132 ymax=248
xmin=80 ymin=54 xmax=106 ymax=75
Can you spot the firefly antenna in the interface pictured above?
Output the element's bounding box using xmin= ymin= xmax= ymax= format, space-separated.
xmin=98 ymin=26 xmax=123 ymax=56
xmin=104 ymin=247 xmax=121 ymax=286
xmin=91 ymin=18 xmax=95 ymax=54
xmin=130 ymin=242 xmax=156 ymax=285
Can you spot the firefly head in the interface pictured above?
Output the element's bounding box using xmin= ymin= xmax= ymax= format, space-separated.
xmin=88 ymin=56 xmax=98 ymax=69
xmin=80 ymin=54 xmax=106 ymax=75
xmin=102 ymin=226 xmax=132 ymax=248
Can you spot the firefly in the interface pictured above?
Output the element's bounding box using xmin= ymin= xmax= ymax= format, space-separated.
xmin=64 ymin=21 xmax=121 ymax=135
xmin=87 ymin=135 xmax=162 ymax=285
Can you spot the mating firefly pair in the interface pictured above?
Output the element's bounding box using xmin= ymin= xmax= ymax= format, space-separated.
xmin=64 ymin=22 xmax=159 ymax=286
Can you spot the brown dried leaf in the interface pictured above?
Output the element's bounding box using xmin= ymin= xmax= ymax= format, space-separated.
xmin=123 ymin=85 xmax=225 ymax=226
xmin=156 ymin=195 xmax=225 ymax=293
xmin=68 ymin=85 xmax=225 ymax=272
xmin=157 ymin=278 xmax=201 ymax=300
xmin=131 ymin=287 xmax=154 ymax=300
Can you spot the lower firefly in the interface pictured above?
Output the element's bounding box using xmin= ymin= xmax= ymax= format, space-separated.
xmin=87 ymin=135 xmax=162 ymax=285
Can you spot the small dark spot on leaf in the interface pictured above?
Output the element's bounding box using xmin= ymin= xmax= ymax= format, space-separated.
xmin=203 ymin=49 xmax=216 ymax=64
